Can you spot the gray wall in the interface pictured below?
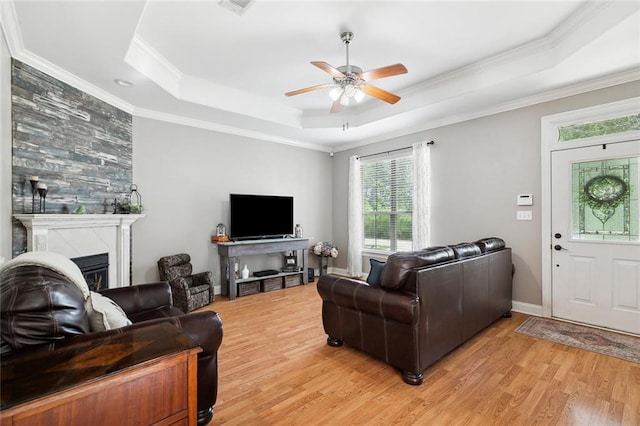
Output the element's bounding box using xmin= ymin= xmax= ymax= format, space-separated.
xmin=331 ymin=81 xmax=640 ymax=307
xmin=2 ymin=37 xmax=636 ymax=306
xmin=131 ymin=117 xmax=333 ymax=287
xmin=0 ymin=30 xmax=11 ymax=264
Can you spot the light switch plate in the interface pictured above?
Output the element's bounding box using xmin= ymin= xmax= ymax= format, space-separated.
xmin=517 ymin=210 xmax=533 ymax=220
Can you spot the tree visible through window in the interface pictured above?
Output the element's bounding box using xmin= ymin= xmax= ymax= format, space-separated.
xmin=361 ymin=155 xmax=413 ymax=251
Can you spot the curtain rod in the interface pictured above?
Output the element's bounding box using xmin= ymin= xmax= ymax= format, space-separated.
xmin=357 ymin=140 xmax=434 ymax=160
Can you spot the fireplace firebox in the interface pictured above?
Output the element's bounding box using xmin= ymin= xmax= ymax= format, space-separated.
xmin=71 ymin=253 xmax=109 ymax=291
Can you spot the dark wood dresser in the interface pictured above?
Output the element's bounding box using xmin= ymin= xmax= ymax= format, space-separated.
xmin=1 ymin=323 xmax=201 ymax=426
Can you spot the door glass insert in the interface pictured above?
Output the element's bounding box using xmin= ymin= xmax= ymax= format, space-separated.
xmin=572 ymin=156 xmax=639 ymax=241
xmin=559 ymin=114 xmax=640 ymax=142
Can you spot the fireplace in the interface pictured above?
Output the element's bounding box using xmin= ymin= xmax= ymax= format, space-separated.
xmin=14 ymin=214 xmax=144 ymax=288
xmin=71 ymin=253 xmax=109 ymax=292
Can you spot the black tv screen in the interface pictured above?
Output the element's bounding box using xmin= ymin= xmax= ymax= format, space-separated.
xmin=229 ymin=194 xmax=294 ymax=240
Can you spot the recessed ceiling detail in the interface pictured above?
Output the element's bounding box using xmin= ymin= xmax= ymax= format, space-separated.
xmin=1 ymin=0 xmax=638 ymax=151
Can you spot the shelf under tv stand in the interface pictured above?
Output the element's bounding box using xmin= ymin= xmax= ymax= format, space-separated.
xmin=216 ymin=237 xmax=309 ymax=300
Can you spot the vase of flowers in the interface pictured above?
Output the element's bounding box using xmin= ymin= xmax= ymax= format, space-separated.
xmin=312 ymin=242 xmax=338 ymax=276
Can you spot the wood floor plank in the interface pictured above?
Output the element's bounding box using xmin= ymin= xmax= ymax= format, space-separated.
xmin=198 ymin=282 xmax=640 ymax=425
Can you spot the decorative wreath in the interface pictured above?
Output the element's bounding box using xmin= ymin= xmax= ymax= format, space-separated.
xmin=584 ymin=175 xmax=627 ymax=206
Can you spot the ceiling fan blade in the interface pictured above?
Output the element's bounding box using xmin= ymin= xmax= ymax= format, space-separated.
xmin=358 ymin=63 xmax=408 ymax=82
xmin=361 ymin=85 xmax=401 ymax=104
xmin=330 ymin=98 xmax=343 ymax=113
xmin=285 ymin=83 xmax=334 ymax=97
xmin=311 ymin=61 xmax=346 ymax=79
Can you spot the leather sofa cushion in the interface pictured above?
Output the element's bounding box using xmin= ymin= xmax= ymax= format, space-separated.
xmin=381 ymin=247 xmax=455 ymax=290
xmin=449 ymin=243 xmax=482 ymax=259
xmin=475 ymin=237 xmax=506 ymax=253
xmin=0 ymin=265 xmax=90 ymax=354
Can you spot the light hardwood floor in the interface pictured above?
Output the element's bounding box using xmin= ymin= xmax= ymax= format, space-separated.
xmin=199 ymin=281 xmax=639 ymax=425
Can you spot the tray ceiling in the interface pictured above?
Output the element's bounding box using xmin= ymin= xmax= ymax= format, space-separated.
xmin=1 ymin=0 xmax=638 ymax=151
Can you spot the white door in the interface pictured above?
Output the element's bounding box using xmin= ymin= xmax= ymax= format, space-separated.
xmin=551 ymin=140 xmax=640 ymax=335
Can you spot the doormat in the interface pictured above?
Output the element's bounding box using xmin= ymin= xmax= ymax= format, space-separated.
xmin=515 ymin=316 xmax=640 ymax=364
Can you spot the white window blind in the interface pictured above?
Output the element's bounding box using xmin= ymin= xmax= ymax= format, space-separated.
xmin=360 ymin=152 xmax=413 ymax=252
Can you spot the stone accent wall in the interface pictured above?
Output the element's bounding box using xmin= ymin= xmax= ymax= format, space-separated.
xmin=11 ymin=59 xmax=133 ymax=256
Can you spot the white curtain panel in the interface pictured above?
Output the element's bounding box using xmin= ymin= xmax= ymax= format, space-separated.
xmin=412 ymin=141 xmax=432 ymax=250
xmin=347 ymin=155 xmax=363 ymax=277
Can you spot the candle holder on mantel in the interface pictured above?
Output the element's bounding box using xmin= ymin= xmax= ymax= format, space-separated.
xmin=37 ymin=183 xmax=48 ymax=213
xmin=29 ymin=176 xmax=39 ymax=214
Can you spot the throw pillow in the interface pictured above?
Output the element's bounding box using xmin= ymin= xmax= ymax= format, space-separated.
xmin=366 ymin=259 xmax=385 ymax=287
xmin=89 ymin=291 xmax=132 ymax=332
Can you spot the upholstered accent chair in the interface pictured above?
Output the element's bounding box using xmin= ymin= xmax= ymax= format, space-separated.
xmin=157 ymin=253 xmax=215 ymax=313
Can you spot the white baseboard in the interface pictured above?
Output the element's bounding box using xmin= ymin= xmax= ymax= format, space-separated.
xmin=512 ymin=301 xmax=543 ymax=317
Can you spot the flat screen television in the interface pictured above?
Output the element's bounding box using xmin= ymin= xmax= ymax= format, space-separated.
xmin=229 ymin=194 xmax=294 ymax=240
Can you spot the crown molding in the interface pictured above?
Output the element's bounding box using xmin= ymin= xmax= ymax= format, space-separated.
xmin=125 ymin=33 xmax=182 ymax=97
xmin=2 ymin=0 xmax=638 ymax=152
xmin=1 ymin=1 xmax=134 ymax=114
xmin=0 ymin=1 xmax=22 ymax=57
xmin=334 ymin=68 xmax=640 ymax=153
xmin=133 ymin=107 xmax=331 ymax=153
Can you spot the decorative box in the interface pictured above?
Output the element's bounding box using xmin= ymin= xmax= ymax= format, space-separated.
xmin=238 ymin=281 xmax=260 ymax=297
xmin=284 ymin=274 xmax=301 ymax=288
xmin=262 ymin=277 xmax=282 ymax=292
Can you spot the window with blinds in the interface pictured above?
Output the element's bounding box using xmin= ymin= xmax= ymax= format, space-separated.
xmin=360 ymin=153 xmax=413 ymax=252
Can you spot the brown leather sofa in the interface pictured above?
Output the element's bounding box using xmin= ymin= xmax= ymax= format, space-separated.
xmin=0 ymin=260 xmax=223 ymax=425
xmin=317 ymin=237 xmax=512 ymax=385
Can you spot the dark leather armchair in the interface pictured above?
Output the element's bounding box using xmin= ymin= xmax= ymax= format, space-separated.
xmin=157 ymin=253 xmax=215 ymax=313
xmin=1 ymin=255 xmax=223 ymax=425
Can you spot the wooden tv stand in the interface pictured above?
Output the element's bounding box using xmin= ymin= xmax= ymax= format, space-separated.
xmin=0 ymin=323 xmax=201 ymax=426
xmin=216 ymin=238 xmax=309 ymax=300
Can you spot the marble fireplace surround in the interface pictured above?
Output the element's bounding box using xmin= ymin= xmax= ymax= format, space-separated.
xmin=14 ymin=214 xmax=144 ymax=288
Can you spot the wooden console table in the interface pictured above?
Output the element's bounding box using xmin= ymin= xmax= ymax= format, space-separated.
xmin=217 ymin=238 xmax=309 ymax=300
xmin=1 ymin=323 xmax=201 ymax=426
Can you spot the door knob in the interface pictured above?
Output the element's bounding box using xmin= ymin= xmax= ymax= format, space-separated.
xmin=554 ymin=245 xmax=566 ymax=251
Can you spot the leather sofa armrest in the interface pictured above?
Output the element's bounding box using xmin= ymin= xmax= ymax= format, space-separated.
xmin=317 ymin=274 xmax=363 ymax=303
xmin=317 ymin=274 xmax=417 ymax=324
xmin=166 ymin=311 xmax=223 ymax=356
xmin=100 ymin=282 xmax=173 ymax=315
xmin=8 ymin=311 xmax=223 ymax=362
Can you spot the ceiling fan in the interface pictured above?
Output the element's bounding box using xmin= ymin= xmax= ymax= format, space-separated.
xmin=285 ymin=31 xmax=408 ymax=113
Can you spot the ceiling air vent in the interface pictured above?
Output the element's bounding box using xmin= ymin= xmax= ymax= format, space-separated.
xmin=218 ymin=0 xmax=254 ymax=15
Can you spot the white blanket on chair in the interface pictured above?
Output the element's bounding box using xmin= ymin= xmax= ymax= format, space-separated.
xmin=0 ymin=251 xmax=90 ymax=300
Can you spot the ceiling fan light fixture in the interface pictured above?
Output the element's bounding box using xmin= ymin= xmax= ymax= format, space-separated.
xmin=344 ymin=84 xmax=356 ymax=98
xmin=339 ymin=93 xmax=350 ymax=106
xmin=329 ymin=87 xmax=343 ymax=101
xmin=354 ymin=88 xmax=365 ymax=103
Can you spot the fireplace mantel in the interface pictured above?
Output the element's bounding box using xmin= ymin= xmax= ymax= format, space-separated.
xmin=14 ymin=214 xmax=144 ymax=288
